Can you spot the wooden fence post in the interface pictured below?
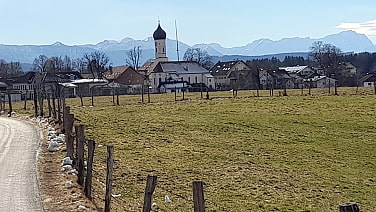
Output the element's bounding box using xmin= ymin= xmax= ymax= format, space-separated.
xmin=142 ymin=176 xmax=157 ymax=212
xmin=7 ymin=90 xmax=12 ymax=117
xmin=33 ymin=88 xmax=38 ymax=117
xmin=63 ymin=106 xmax=70 ymax=133
xmin=112 ymin=89 xmax=115 ymax=106
xmin=65 ymin=113 xmax=75 ymax=160
xmin=339 ymin=202 xmax=360 ymax=212
xmin=75 ymin=125 xmax=85 ymax=186
xmin=47 ymin=95 xmax=52 ymax=117
xmin=52 ymin=96 xmax=57 ymax=119
xmin=105 ymin=146 xmax=114 ymax=212
xmin=84 ymin=139 xmax=95 ymax=199
xmin=192 ymin=181 xmax=205 ymax=212
xmin=0 ymin=94 xmax=3 ymax=112
xmin=57 ymin=96 xmax=61 ymax=124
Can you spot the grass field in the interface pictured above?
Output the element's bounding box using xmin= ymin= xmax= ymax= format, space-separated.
xmin=10 ymin=88 xmax=376 ymax=211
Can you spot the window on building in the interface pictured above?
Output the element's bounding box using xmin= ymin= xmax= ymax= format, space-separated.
xmin=188 ymin=77 xmax=190 ymax=83
xmin=195 ymin=76 xmax=198 ymax=83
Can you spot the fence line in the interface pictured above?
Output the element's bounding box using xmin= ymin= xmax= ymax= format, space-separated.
xmin=42 ymin=92 xmax=362 ymax=212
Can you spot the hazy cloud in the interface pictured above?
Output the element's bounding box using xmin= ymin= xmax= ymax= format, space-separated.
xmin=336 ymin=20 xmax=376 ymax=37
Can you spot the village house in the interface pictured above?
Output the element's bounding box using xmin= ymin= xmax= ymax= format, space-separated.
xmin=7 ymin=71 xmax=36 ymax=100
xmin=34 ymin=71 xmax=83 ymax=98
xmin=138 ymin=23 xmax=214 ymax=93
xmin=358 ymin=73 xmax=376 ymax=87
xmin=338 ymin=62 xmax=357 ymax=77
xmin=0 ymin=81 xmax=11 ymax=105
xmin=280 ymin=65 xmax=315 ymax=77
xmin=103 ymin=65 xmax=145 ymax=94
xmin=304 ymin=75 xmax=336 ymax=88
xmin=209 ymin=60 xmax=259 ymax=90
xmin=152 ymin=61 xmax=214 ymax=93
xmin=259 ymin=69 xmax=293 ymax=90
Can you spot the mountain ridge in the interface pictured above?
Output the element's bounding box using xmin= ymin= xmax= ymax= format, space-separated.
xmin=0 ymin=30 xmax=375 ymax=68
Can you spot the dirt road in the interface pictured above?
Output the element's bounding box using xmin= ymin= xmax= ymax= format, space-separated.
xmin=0 ymin=117 xmax=43 ymax=212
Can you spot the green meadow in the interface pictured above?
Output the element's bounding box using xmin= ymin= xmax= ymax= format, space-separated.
xmin=12 ymin=88 xmax=376 ymax=211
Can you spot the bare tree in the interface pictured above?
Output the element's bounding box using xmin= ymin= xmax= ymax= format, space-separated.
xmin=73 ymin=58 xmax=86 ymax=73
xmin=8 ymin=62 xmax=23 ymax=77
xmin=309 ymin=41 xmax=342 ymax=76
xmin=126 ymin=46 xmax=142 ymax=70
xmin=82 ymin=51 xmax=111 ymax=79
xmin=45 ymin=57 xmax=64 ymax=73
xmin=183 ymin=48 xmax=213 ymax=69
xmin=0 ymin=60 xmax=23 ymax=79
xmin=0 ymin=60 xmax=9 ymax=79
xmin=33 ymin=55 xmax=49 ymax=73
xmin=62 ymin=55 xmax=73 ymax=72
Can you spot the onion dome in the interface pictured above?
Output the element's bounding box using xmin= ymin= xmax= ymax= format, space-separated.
xmin=153 ymin=24 xmax=166 ymax=40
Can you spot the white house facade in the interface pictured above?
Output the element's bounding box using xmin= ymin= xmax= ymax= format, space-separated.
xmin=139 ymin=23 xmax=214 ymax=93
xmin=148 ymin=61 xmax=215 ymax=93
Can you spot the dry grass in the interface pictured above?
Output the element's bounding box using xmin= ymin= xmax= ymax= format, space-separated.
xmin=9 ymin=87 xmax=376 ymax=211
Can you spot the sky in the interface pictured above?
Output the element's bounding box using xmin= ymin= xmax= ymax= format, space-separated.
xmin=1 ymin=0 xmax=376 ymax=47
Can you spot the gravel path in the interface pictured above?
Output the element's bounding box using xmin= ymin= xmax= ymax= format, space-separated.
xmin=0 ymin=117 xmax=43 ymax=212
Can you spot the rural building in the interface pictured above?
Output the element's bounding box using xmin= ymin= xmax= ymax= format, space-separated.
xmin=5 ymin=71 xmax=84 ymax=101
xmin=7 ymin=71 xmax=36 ymax=100
xmin=152 ymin=61 xmax=214 ymax=93
xmin=280 ymin=65 xmax=315 ymax=77
xmin=338 ymin=62 xmax=357 ymax=77
xmin=259 ymin=69 xmax=291 ymax=90
xmin=138 ymin=23 xmax=214 ymax=93
xmin=104 ymin=65 xmax=145 ymax=94
xmin=359 ymin=73 xmax=376 ymax=87
xmin=209 ymin=60 xmax=258 ymax=90
xmin=304 ymin=75 xmax=336 ymax=88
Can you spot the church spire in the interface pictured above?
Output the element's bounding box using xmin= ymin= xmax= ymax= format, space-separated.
xmin=153 ymin=21 xmax=168 ymax=61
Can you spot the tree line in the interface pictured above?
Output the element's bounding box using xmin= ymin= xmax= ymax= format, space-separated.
xmin=32 ymin=51 xmax=111 ymax=79
xmin=0 ymin=60 xmax=23 ymax=79
xmin=1 ymin=43 xmax=376 ymax=81
xmin=245 ymin=42 xmax=376 ymax=76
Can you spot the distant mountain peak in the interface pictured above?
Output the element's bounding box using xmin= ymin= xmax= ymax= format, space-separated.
xmin=51 ymin=41 xmax=65 ymax=46
xmin=0 ymin=30 xmax=374 ymax=68
xmin=120 ymin=37 xmax=134 ymax=43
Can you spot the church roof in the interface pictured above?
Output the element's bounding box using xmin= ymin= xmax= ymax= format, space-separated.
xmin=153 ymin=24 xmax=166 ymax=40
xmin=153 ymin=61 xmax=208 ymax=74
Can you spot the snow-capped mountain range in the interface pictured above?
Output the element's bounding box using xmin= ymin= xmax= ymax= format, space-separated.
xmin=0 ymin=30 xmax=375 ymax=68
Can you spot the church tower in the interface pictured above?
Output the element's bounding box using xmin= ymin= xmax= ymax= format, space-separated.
xmin=153 ymin=22 xmax=168 ymax=61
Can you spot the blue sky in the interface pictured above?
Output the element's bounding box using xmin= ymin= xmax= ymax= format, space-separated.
xmin=1 ymin=0 xmax=376 ymax=47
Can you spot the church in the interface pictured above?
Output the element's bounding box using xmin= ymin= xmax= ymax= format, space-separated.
xmin=138 ymin=23 xmax=215 ymax=93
